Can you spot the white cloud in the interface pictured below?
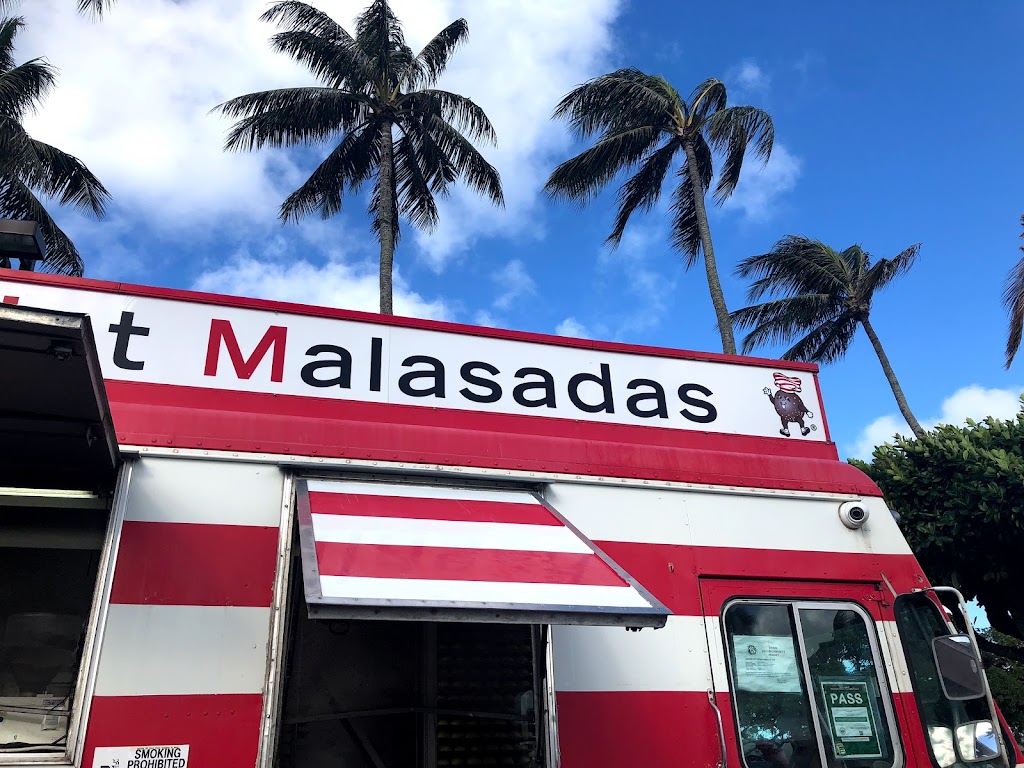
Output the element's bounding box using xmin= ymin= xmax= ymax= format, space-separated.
xmin=493 ymin=259 xmax=536 ymax=310
xmin=729 ymin=60 xmax=770 ymax=98
xmin=718 ymin=143 xmax=801 ymax=222
xmin=192 ymin=253 xmax=450 ymax=320
xmin=846 ymin=384 xmax=1024 ymax=459
xmin=15 ymin=0 xmax=622 ymax=270
xmin=848 ymin=415 xmax=908 ymax=461
xmin=555 ymin=317 xmax=591 ymax=339
xmin=933 ymin=385 xmax=1024 ymax=426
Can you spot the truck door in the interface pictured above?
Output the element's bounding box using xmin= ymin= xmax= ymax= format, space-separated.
xmin=700 ymin=579 xmax=907 ymax=768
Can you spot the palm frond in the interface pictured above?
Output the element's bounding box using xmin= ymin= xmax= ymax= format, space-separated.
xmin=0 ymin=15 xmax=22 ymax=71
xmin=393 ymin=133 xmax=442 ymax=231
xmin=261 ymin=2 xmax=350 ymax=40
xmin=0 ymin=178 xmax=83 ymax=275
xmin=279 ymin=120 xmax=381 ymax=222
xmin=860 ymin=242 xmax=920 ymax=295
xmin=736 ymin=236 xmax=848 ymax=300
xmin=402 ymin=89 xmax=496 ymax=144
xmin=405 ymin=18 xmax=468 ymax=89
xmin=418 ymin=112 xmax=503 ymax=205
xmin=781 ymin=314 xmax=859 ymax=364
xmin=22 ymin=138 xmax=109 ymax=216
xmin=668 ymin=135 xmax=713 ymax=266
xmin=76 ymin=0 xmax=115 ymax=17
xmin=356 ymin=0 xmax=412 ymax=89
xmin=703 ymin=104 xmax=773 ymax=203
xmin=216 ymin=88 xmax=371 ymax=150
xmin=1005 ymin=217 xmax=1024 ymax=368
xmin=688 ymin=77 xmax=727 ymax=123
xmin=606 ymin=139 xmax=680 ymax=247
xmin=551 ymin=69 xmax=675 ymax=140
xmin=545 ymin=125 xmax=662 ymax=205
xmin=267 ymin=29 xmax=371 ymax=90
xmin=731 ymin=293 xmax=843 ymax=352
xmin=0 ymin=55 xmax=56 ymax=119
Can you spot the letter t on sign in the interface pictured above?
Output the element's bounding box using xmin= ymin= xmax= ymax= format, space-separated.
xmin=108 ymin=311 xmax=151 ymax=370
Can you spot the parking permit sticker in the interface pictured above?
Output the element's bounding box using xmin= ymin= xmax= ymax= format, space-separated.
xmin=819 ymin=679 xmax=883 ymax=759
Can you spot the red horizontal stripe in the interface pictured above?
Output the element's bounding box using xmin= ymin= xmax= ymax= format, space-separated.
xmin=84 ymin=694 xmax=262 ymax=768
xmin=315 ymin=541 xmax=626 ymax=586
xmin=110 ymin=521 xmax=278 ymax=606
xmin=308 ymin=491 xmax=558 ymax=525
xmin=104 ymin=382 xmax=876 ymax=494
xmin=593 ymin=541 xmax=927 ymax=616
xmin=557 ymin=690 xmax=723 ymax=768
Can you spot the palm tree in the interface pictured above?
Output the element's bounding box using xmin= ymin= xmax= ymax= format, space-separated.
xmin=1003 ymin=215 xmax=1024 ymax=368
xmin=0 ymin=16 xmax=109 ymax=275
xmin=0 ymin=0 xmax=114 ymax=16
xmin=215 ymin=0 xmax=503 ymax=315
xmin=730 ymin=235 xmax=925 ymax=438
xmin=545 ymin=71 xmax=773 ymax=354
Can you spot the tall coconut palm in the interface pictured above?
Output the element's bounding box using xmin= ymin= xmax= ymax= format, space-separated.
xmin=1003 ymin=215 xmax=1024 ymax=368
xmin=0 ymin=16 xmax=109 ymax=275
xmin=730 ymin=235 xmax=925 ymax=438
xmin=215 ymin=0 xmax=503 ymax=315
xmin=545 ymin=71 xmax=773 ymax=354
xmin=0 ymin=0 xmax=114 ymax=16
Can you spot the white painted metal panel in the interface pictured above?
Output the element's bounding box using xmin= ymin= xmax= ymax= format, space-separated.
xmin=125 ymin=457 xmax=284 ymax=527
xmin=548 ymin=482 xmax=910 ymax=555
xmin=94 ymin=604 xmax=272 ymax=696
xmin=684 ymin=494 xmax=910 ymax=555
xmin=551 ymin=616 xmax=714 ymax=692
xmin=544 ymin=484 xmax=692 ymax=546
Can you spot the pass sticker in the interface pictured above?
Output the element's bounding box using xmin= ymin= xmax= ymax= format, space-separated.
xmin=93 ymin=745 xmax=189 ymax=768
xmin=819 ymin=679 xmax=883 ymax=759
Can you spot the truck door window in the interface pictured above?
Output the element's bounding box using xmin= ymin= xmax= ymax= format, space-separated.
xmin=724 ymin=601 xmax=901 ymax=768
xmin=894 ymin=594 xmax=1002 ymax=768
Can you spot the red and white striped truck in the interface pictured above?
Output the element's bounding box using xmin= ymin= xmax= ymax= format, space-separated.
xmin=0 ymin=271 xmax=1019 ymax=768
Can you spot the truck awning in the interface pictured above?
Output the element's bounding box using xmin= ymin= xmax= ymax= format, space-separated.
xmin=296 ymin=479 xmax=669 ymax=627
xmin=0 ymin=302 xmax=118 ymax=491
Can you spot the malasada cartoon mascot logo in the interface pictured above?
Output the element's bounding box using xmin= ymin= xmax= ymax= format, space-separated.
xmin=764 ymin=372 xmax=817 ymax=437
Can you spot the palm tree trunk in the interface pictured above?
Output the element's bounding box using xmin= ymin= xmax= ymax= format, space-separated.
xmin=377 ymin=121 xmax=396 ymax=315
xmin=683 ymin=141 xmax=736 ymax=355
xmin=861 ymin=317 xmax=926 ymax=438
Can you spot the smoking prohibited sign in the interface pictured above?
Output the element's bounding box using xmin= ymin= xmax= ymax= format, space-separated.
xmin=819 ymin=679 xmax=883 ymax=759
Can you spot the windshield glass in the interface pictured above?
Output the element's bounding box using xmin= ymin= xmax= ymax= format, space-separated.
xmin=894 ymin=594 xmax=1001 ymax=768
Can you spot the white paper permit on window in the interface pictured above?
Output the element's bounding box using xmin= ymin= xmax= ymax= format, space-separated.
xmin=732 ymin=634 xmax=802 ymax=693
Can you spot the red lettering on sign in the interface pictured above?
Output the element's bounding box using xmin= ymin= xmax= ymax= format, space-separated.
xmin=2 ymin=295 xmax=19 ymax=304
xmin=204 ymin=319 xmax=287 ymax=382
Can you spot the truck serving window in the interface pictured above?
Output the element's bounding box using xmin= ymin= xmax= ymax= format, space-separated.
xmin=724 ymin=601 xmax=901 ymax=768
xmin=272 ymin=476 xmax=670 ymax=768
xmin=894 ymin=594 xmax=1002 ymax=768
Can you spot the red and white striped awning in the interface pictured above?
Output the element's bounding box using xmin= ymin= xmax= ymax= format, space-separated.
xmin=296 ymin=479 xmax=669 ymax=627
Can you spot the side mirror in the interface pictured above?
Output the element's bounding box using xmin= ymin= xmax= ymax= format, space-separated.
xmin=929 ymin=725 xmax=956 ymax=768
xmin=932 ymin=634 xmax=987 ymax=700
xmin=957 ymin=720 xmax=1001 ymax=762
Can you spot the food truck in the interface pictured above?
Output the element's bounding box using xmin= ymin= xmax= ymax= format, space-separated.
xmin=0 ymin=270 xmax=1020 ymax=768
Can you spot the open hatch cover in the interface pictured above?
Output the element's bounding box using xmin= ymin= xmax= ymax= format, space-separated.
xmin=0 ymin=303 xmax=118 ymax=491
xmin=296 ymin=479 xmax=669 ymax=627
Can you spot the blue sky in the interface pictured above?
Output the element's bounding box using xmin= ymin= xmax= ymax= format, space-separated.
xmin=15 ymin=0 xmax=1024 ymax=458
